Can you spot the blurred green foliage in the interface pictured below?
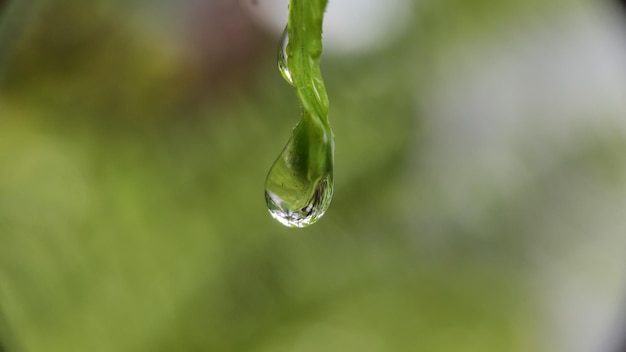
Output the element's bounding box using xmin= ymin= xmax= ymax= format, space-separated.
xmin=5 ymin=0 xmax=618 ymax=350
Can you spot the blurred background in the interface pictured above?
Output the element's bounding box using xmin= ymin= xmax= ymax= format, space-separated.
xmin=1 ymin=0 xmax=625 ymax=351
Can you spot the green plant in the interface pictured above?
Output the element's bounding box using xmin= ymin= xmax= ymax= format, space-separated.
xmin=264 ymin=0 xmax=334 ymax=228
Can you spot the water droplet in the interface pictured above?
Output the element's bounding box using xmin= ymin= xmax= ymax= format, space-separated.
xmin=265 ymin=118 xmax=334 ymax=228
xmin=277 ymin=27 xmax=294 ymax=85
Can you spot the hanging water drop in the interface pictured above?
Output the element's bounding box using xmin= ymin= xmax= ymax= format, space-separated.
xmin=277 ymin=27 xmax=293 ymax=86
xmin=265 ymin=0 xmax=333 ymax=228
xmin=265 ymin=115 xmax=334 ymax=228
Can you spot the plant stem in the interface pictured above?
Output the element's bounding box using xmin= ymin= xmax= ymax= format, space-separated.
xmin=286 ymin=0 xmax=329 ymax=126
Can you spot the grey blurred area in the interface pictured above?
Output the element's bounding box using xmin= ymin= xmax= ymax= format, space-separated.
xmin=0 ymin=0 xmax=625 ymax=351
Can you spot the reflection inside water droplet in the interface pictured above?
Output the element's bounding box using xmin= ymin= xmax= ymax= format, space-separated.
xmin=278 ymin=27 xmax=294 ymax=85
xmin=265 ymin=173 xmax=332 ymax=228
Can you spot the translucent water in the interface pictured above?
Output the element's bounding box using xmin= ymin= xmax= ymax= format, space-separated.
xmin=265 ymin=117 xmax=334 ymax=228
xmin=265 ymin=173 xmax=333 ymax=228
xmin=277 ymin=27 xmax=294 ymax=86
